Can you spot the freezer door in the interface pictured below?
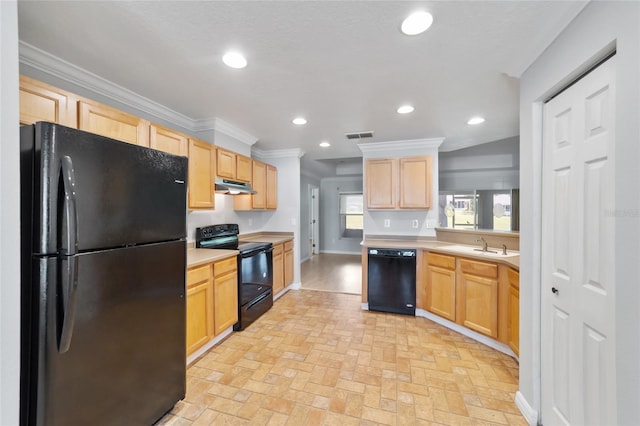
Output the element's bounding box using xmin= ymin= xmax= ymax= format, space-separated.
xmin=26 ymin=122 xmax=187 ymax=254
xmin=27 ymin=241 xmax=186 ymax=426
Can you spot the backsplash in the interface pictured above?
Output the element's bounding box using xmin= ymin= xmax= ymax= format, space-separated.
xmin=435 ymin=228 xmax=519 ymax=250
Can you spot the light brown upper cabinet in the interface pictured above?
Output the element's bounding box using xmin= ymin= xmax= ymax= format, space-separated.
xmin=399 ymin=156 xmax=432 ymax=209
xmin=188 ymin=139 xmax=216 ymax=210
xmin=150 ymin=123 xmax=188 ymax=156
xmin=217 ymin=148 xmax=251 ymax=183
xmin=19 ymin=75 xmax=78 ymax=128
xmin=233 ymin=160 xmax=278 ymax=211
xmin=78 ymin=100 xmax=149 ymax=147
xmin=266 ymin=164 xmax=278 ymax=210
xmin=365 ymin=156 xmax=432 ymax=210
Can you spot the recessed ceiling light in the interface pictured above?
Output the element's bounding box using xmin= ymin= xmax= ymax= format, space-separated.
xmin=292 ymin=117 xmax=307 ymax=125
xmin=319 ymin=141 xmax=331 ymax=148
xmin=397 ymin=105 xmax=415 ymax=114
xmin=222 ymin=51 xmax=247 ymax=69
xmin=467 ymin=116 xmax=486 ymax=125
xmin=401 ymin=11 xmax=434 ymax=36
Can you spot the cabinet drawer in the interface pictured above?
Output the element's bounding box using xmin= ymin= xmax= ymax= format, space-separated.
xmin=459 ymin=258 xmax=498 ymax=279
xmin=284 ymin=240 xmax=294 ymax=251
xmin=187 ymin=264 xmax=210 ymax=288
xmin=273 ymin=243 xmax=283 ymax=256
xmin=214 ymin=256 xmax=237 ymax=277
xmin=426 ymin=252 xmax=455 ymax=270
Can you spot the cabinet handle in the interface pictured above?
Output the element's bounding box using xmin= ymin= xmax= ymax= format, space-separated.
xmin=551 ymin=287 xmax=559 ymax=295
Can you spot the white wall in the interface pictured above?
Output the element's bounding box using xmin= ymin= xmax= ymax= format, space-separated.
xmin=0 ymin=1 xmax=20 ymax=424
xmin=253 ymin=151 xmax=303 ymax=285
xmin=361 ymin=139 xmax=442 ymax=237
xmin=519 ymin=2 xmax=639 ymax=424
xmin=439 ymin=136 xmax=519 ymax=191
xmin=299 ymin=172 xmax=321 ymax=261
xmin=319 ymin=176 xmax=363 ymax=254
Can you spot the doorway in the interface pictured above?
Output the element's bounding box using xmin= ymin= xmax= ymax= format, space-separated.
xmin=309 ymin=185 xmax=319 ymax=257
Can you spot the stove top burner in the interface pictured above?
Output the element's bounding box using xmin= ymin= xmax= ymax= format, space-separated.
xmin=195 ymin=224 xmax=272 ymax=254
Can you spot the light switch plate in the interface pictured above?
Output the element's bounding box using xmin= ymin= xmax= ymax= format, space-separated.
xmin=384 ymin=219 xmax=390 ymax=228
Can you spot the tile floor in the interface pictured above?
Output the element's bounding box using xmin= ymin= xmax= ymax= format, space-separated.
xmin=158 ymin=289 xmax=525 ymax=425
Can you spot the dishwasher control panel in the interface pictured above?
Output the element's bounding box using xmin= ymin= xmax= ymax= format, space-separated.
xmin=368 ymin=248 xmax=416 ymax=257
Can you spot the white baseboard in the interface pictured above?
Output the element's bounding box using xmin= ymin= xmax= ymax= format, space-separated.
xmin=320 ymin=250 xmax=361 ymax=255
xmin=274 ymin=281 xmax=301 ymax=301
xmin=415 ymin=308 xmax=518 ymax=359
xmin=515 ymin=391 xmax=538 ymax=426
xmin=186 ymin=326 xmax=233 ymax=366
xmin=361 ymin=303 xmax=369 ymax=310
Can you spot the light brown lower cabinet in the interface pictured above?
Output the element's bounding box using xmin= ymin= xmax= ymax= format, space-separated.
xmin=425 ymin=252 xmax=456 ymax=322
xmin=213 ymin=257 xmax=238 ymax=335
xmin=186 ymin=256 xmax=238 ymax=356
xmin=422 ymin=251 xmax=519 ymax=351
xmin=456 ymin=258 xmax=499 ymax=338
xmin=272 ymin=244 xmax=284 ymax=295
xmin=507 ymin=268 xmax=520 ymax=355
xmin=186 ymin=265 xmax=214 ymax=355
xmin=284 ymin=240 xmax=294 ymax=287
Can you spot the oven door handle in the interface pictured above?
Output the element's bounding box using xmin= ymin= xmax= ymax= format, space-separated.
xmin=240 ymin=246 xmax=274 ymax=258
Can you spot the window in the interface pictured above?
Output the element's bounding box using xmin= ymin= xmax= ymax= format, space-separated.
xmin=339 ymin=193 xmax=363 ymax=238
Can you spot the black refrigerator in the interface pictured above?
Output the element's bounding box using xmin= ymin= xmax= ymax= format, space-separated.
xmin=20 ymin=122 xmax=188 ymax=425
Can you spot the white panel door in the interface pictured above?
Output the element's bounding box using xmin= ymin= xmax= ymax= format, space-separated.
xmin=541 ymin=56 xmax=616 ymax=425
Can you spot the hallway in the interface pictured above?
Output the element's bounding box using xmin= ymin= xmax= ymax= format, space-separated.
xmin=301 ymin=253 xmax=362 ymax=295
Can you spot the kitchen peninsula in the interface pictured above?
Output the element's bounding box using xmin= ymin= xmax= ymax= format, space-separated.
xmin=362 ymin=229 xmax=520 ymax=357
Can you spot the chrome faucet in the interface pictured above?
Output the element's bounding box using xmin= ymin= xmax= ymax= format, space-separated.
xmin=475 ymin=237 xmax=488 ymax=252
xmin=502 ymin=244 xmax=508 ymax=255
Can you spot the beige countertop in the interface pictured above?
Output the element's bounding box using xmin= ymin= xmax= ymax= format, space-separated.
xmin=362 ymin=238 xmax=520 ymax=270
xmin=239 ymin=233 xmax=293 ymax=246
xmin=186 ymin=232 xmax=294 ymax=268
xmin=187 ymin=248 xmax=238 ymax=268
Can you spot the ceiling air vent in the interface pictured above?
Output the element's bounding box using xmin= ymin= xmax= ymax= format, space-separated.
xmin=345 ymin=131 xmax=374 ymax=140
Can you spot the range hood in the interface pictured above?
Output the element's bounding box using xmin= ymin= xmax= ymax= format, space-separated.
xmin=215 ymin=178 xmax=256 ymax=195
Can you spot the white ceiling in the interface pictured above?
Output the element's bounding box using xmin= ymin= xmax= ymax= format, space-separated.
xmin=17 ymin=1 xmax=586 ymax=170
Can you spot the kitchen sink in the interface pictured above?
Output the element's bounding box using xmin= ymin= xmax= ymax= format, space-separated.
xmin=437 ymin=244 xmax=520 ymax=258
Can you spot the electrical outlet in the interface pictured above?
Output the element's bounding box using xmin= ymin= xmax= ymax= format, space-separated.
xmin=426 ymin=220 xmax=436 ymax=229
xmin=384 ymin=219 xmax=390 ymax=228
xmin=291 ymin=218 xmax=297 ymax=226
xmin=412 ymin=219 xmax=419 ymax=228
xmin=248 ymin=218 xmax=253 ymax=227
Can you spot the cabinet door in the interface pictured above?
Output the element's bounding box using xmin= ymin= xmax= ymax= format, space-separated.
xmin=150 ymin=123 xmax=188 ymax=156
xmin=214 ymin=270 xmax=238 ymax=335
xmin=19 ymin=76 xmax=77 ymax=127
xmin=366 ymin=159 xmax=396 ymax=209
xmin=217 ymin=149 xmax=236 ymax=179
xmin=78 ymin=100 xmax=149 ymax=146
xmin=188 ymin=139 xmax=216 ymax=210
xmin=457 ymin=272 xmax=499 ymax=338
xmin=399 ymin=156 xmax=432 ymax=209
xmin=266 ymin=165 xmax=278 ymax=210
xmin=284 ymin=241 xmax=294 ymax=286
xmin=507 ymin=268 xmax=519 ymax=355
xmin=426 ymin=265 xmax=456 ymax=321
xmin=252 ymin=161 xmax=267 ymax=209
xmin=186 ymin=266 xmax=213 ymax=355
xmin=236 ymin=155 xmax=252 ymax=183
xmin=272 ymin=244 xmax=284 ymax=295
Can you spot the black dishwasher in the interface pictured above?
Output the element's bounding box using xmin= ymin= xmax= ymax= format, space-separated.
xmin=367 ymin=248 xmax=416 ymax=315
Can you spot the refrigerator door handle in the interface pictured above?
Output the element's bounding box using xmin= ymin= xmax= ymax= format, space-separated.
xmin=60 ymin=155 xmax=78 ymax=256
xmin=58 ymin=255 xmax=79 ymax=353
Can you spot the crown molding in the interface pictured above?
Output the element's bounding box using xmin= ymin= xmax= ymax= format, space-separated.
xmin=253 ymin=148 xmax=305 ymax=159
xmin=19 ymin=41 xmax=196 ymax=130
xmin=213 ymin=118 xmax=258 ymax=146
xmin=21 ymin=40 xmax=260 ymax=147
xmin=357 ymin=137 xmax=444 ymax=154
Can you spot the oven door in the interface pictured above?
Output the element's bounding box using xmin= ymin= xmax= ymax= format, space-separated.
xmin=238 ymin=246 xmax=273 ymax=306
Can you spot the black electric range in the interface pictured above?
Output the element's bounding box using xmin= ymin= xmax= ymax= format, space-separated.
xmin=195 ymin=224 xmax=274 ymax=330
